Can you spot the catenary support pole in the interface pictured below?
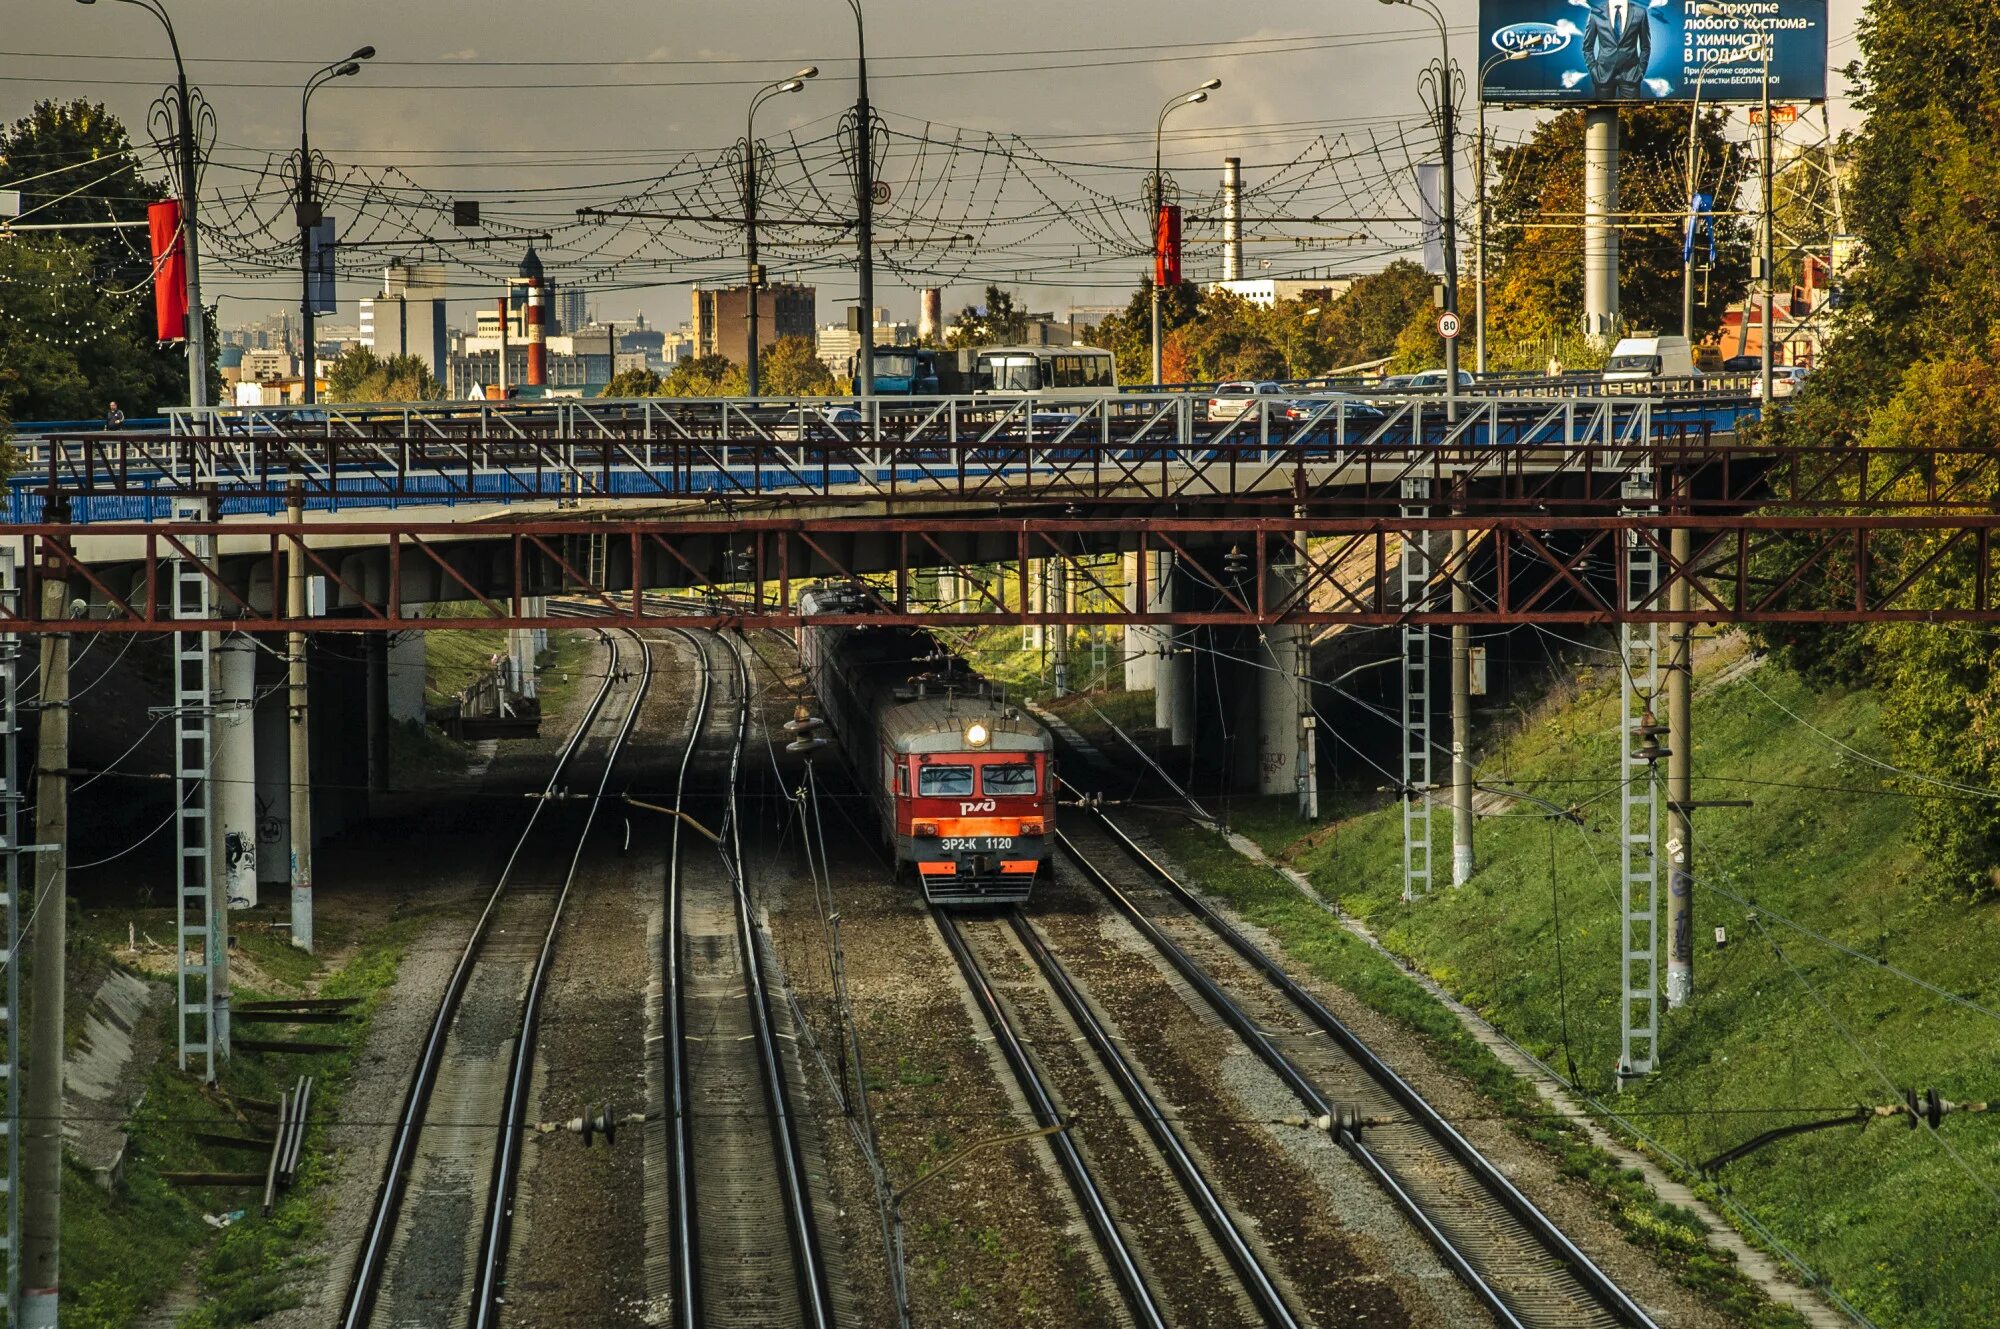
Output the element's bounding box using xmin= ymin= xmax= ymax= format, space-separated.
xmin=287 ymin=490 xmax=314 ymax=953
xmin=1450 ymin=524 xmax=1474 ymax=886
xmin=1583 ymin=107 xmax=1620 ymax=346
xmin=1049 ymin=560 xmax=1070 ymax=698
xmin=20 ymin=572 xmax=68 ymax=1329
xmin=1666 ymin=518 xmax=1694 ymax=1006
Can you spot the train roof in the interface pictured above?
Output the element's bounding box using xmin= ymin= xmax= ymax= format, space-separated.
xmin=880 ymin=691 xmax=1051 ymax=757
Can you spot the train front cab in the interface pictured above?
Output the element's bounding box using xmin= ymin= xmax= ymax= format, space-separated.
xmin=896 ymin=746 xmax=1051 ymax=905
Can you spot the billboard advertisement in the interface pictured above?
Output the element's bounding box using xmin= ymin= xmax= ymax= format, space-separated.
xmin=1479 ymin=0 xmax=1828 ymax=104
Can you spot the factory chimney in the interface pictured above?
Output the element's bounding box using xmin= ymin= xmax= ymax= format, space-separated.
xmin=918 ymin=287 xmax=943 ymax=343
xmin=1222 ymin=157 xmax=1243 ymax=283
xmin=521 ymin=246 xmax=548 ymax=387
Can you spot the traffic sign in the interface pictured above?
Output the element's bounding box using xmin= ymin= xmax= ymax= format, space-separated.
xmin=871 ymin=182 xmax=891 ymax=205
xmin=1437 ymin=311 xmax=1461 ymax=339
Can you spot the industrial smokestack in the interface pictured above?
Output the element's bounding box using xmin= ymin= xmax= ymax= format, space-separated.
xmin=496 ymin=298 xmax=510 ymax=399
xmin=1222 ymin=156 xmax=1243 ymax=283
xmin=525 ymin=279 xmax=547 ymax=387
xmin=918 ymin=287 xmax=943 ymax=342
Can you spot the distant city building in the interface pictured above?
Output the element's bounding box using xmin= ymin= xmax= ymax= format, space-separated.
xmin=556 ymin=287 xmax=590 ymax=336
xmin=816 ymin=307 xmax=916 ymax=373
xmin=241 ymin=348 xmax=296 ymax=381
xmin=1207 ymin=277 xmax=1358 ymax=308
xmin=693 ymin=283 xmax=816 ymax=364
xmin=359 ymin=259 xmax=451 ymax=376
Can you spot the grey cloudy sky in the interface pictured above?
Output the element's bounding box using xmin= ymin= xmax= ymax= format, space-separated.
xmin=4 ymin=0 xmax=1865 ymax=331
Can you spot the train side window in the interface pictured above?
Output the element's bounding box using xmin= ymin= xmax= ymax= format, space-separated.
xmin=981 ymin=763 xmax=1037 ymax=796
xmin=893 ymin=761 xmax=909 ymax=795
xmin=918 ymin=764 xmax=974 ymax=796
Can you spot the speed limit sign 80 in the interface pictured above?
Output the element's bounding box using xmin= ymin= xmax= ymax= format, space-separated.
xmin=1437 ymin=311 xmax=1461 ymax=339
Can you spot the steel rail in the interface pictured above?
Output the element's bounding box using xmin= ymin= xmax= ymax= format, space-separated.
xmin=658 ymin=626 xmax=713 ymax=1329
xmin=338 ymin=629 xmax=628 ymax=1329
xmin=714 ymin=631 xmax=836 ymax=1328
xmin=469 ymin=627 xmax=656 ymax=1326
xmin=931 ymin=907 xmax=1170 ymax=1329
xmin=1068 ymin=818 xmax=1658 ymax=1329
xmin=1005 ymin=910 xmax=1303 ymax=1328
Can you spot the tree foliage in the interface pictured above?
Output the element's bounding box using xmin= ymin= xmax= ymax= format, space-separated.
xmin=1749 ymin=0 xmax=2000 ymax=899
xmin=600 ymin=367 xmax=663 ymax=398
xmin=660 ymin=353 xmax=743 ymax=397
xmin=1083 ymin=263 xmax=1437 ymax=385
xmin=323 ymin=346 xmax=439 ymax=402
xmin=0 ymin=100 xmax=214 ymax=416
xmin=1485 ymin=104 xmax=1750 ymax=355
xmin=756 ymin=335 xmax=840 ymax=396
xmin=945 ymin=285 xmax=1029 ymax=348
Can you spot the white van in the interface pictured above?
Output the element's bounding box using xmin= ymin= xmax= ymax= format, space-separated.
xmin=1602 ymin=335 xmax=1696 ymax=382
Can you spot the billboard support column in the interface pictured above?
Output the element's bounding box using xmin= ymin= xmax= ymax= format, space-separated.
xmin=1583 ymin=107 xmax=1619 ymax=346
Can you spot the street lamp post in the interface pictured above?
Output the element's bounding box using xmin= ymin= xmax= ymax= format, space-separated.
xmin=296 ymin=47 xmax=373 ymax=405
xmin=1383 ymin=0 xmax=1462 ymax=417
xmin=743 ymin=67 xmax=816 ymax=396
xmin=1474 ymin=48 xmax=1534 ymax=375
xmin=79 ymin=0 xmax=208 ymax=411
xmin=840 ymin=0 xmax=875 ymax=401
xmin=1150 ymin=79 xmax=1219 ymax=388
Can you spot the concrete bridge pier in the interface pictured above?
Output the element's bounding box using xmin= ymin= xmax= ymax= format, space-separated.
xmin=1154 ymin=554 xmax=1194 ymax=747
xmin=1049 ymin=559 xmax=1071 ymax=698
xmin=1022 ymin=561 xmax=1045 ymax=652
xmin=1256 ymin=565 xmax=1308 ymax=805
xmin=1121 ymin=552 xmax=1159 ymax=693
xmin=215 ymin=633 xmax=259 ymax=911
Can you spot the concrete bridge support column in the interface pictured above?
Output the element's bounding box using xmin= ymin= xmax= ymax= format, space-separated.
xmin=1121 ymin=552 xmax=1158 ymax=693
xmin=1049 ymin=559 xmax=1070 ymax=698
xmin=1022 ymin=561 xmax=1045 ymax=653
xmin=365 ymin=632 xmax=391 ymax=796
xmin=1256 ymin=566 xmax=1307 ymax=801
xmin=1583 ymin=108 xmax=1620 ymax=345
xmin=1152 ymin=553 xmax=1192 ymax=744
xmin=936 ymin=568 xmax=960 ymax=613
xmin=215 ymin=633 xmax=259 ymax=911
xmin=388 ymin=630 xmax=427 ymax=724
xmin=254 ymin=668 xmax=290 ymax=891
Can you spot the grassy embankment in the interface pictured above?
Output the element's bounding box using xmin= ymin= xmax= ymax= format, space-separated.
xmin=1044 ymin=635 xmax=1997 ymax=1328
xmin=60 ymin=906 xmax=430 ymax=1328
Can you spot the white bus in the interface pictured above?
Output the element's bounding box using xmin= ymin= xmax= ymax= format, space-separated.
xmin=974 ymin=345 xmax=1118 ymax=396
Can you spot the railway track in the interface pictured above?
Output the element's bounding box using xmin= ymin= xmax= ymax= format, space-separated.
xmin=937 ymin=903 xmax=1315 ymax=1328
xmin=340 ymin=627 xmax=653 ymax=1329
xmin=1058 ymin=812 xmax=1659 ymax=1329
xmin=661 ymin=627 xmax=833 ymax=1329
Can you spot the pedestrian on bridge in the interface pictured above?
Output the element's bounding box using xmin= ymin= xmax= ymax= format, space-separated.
xmin=103 ymin=401 xmax=124 ymax=430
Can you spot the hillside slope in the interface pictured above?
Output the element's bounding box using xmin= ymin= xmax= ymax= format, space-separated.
xmin=1250 ymin=633 xmax=2000 ymax=1328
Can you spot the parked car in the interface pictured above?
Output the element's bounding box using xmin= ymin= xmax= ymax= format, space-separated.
xmin=1207 ymin=380 xmax=1285 ymax=421
xmin=1282 ymin=394 xmax=1387 ymax=423
xmin=1720 ymin=354 xmax=1762 ymax=372
xmin=1771 ymin=365 xmax=1811 ymax=397
xmin=1383 ymin=369 xmax=1473 ymax=392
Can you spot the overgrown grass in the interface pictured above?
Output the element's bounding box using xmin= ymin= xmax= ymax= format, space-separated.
xmin=1240 ymin=641 xmax=2000 ymax=1329
xmin=61 ymin=909 xmax=427 ymax=1327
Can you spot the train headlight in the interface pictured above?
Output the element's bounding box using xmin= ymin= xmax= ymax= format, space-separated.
xmin=963 ymin=721 xmax=990 ymax=748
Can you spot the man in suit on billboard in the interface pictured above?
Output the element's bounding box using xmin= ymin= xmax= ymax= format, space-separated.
xmin=1582 ymin=0 xmax=1652 ymax=98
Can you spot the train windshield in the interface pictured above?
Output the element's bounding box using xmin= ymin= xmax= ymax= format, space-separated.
xmin=918 ymin=764 xmax=975 ymax=796
xmin=981 ymin=763 xmax=1037 ymax=796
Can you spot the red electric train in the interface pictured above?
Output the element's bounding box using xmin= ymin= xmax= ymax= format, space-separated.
xmin=797 ymin=585 xmax=1055 ymax=904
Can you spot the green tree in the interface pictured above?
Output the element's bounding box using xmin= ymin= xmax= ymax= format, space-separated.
xmin=322 ymin=346 xmax=439 ymax=402
xmin=1746 ymin=0 xmax=2000 ymax=899
xmin=945 ymin=285 xmax=1030 ymax=348
xmin=661 ymin=353 xmax=744 ymax=397
xmin=1485 ymin=104 xmax=1750 ymax=352
xmin=601 ymin=367 xmax=664 ymax=397
xmin=0 ymin=236 xmax=171 ymax=420
xmin=0 ymin=99 xmax=212 ymax=413
xmin=757 ymin=335 xmax=839 ymax=396
xmin=1082 ymin=279 xmax=1200 ymax=385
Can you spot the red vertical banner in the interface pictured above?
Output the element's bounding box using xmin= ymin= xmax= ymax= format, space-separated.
xmin=148 ymin=199 xmax=188 ymax=342
xmin=1155 ymin=204 xmax=1182 ymax=287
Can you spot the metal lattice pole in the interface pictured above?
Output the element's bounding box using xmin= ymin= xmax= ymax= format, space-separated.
xmin=0 ymin=546 xmax=21 ymax=1324
xmin=1618 ymin=474 xmax=1661 ymax=1079
xmin=1399 ymin=478 xmax=1434 ymax=903
xmin=172 ymin=498 xmax=226 ymax=1078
